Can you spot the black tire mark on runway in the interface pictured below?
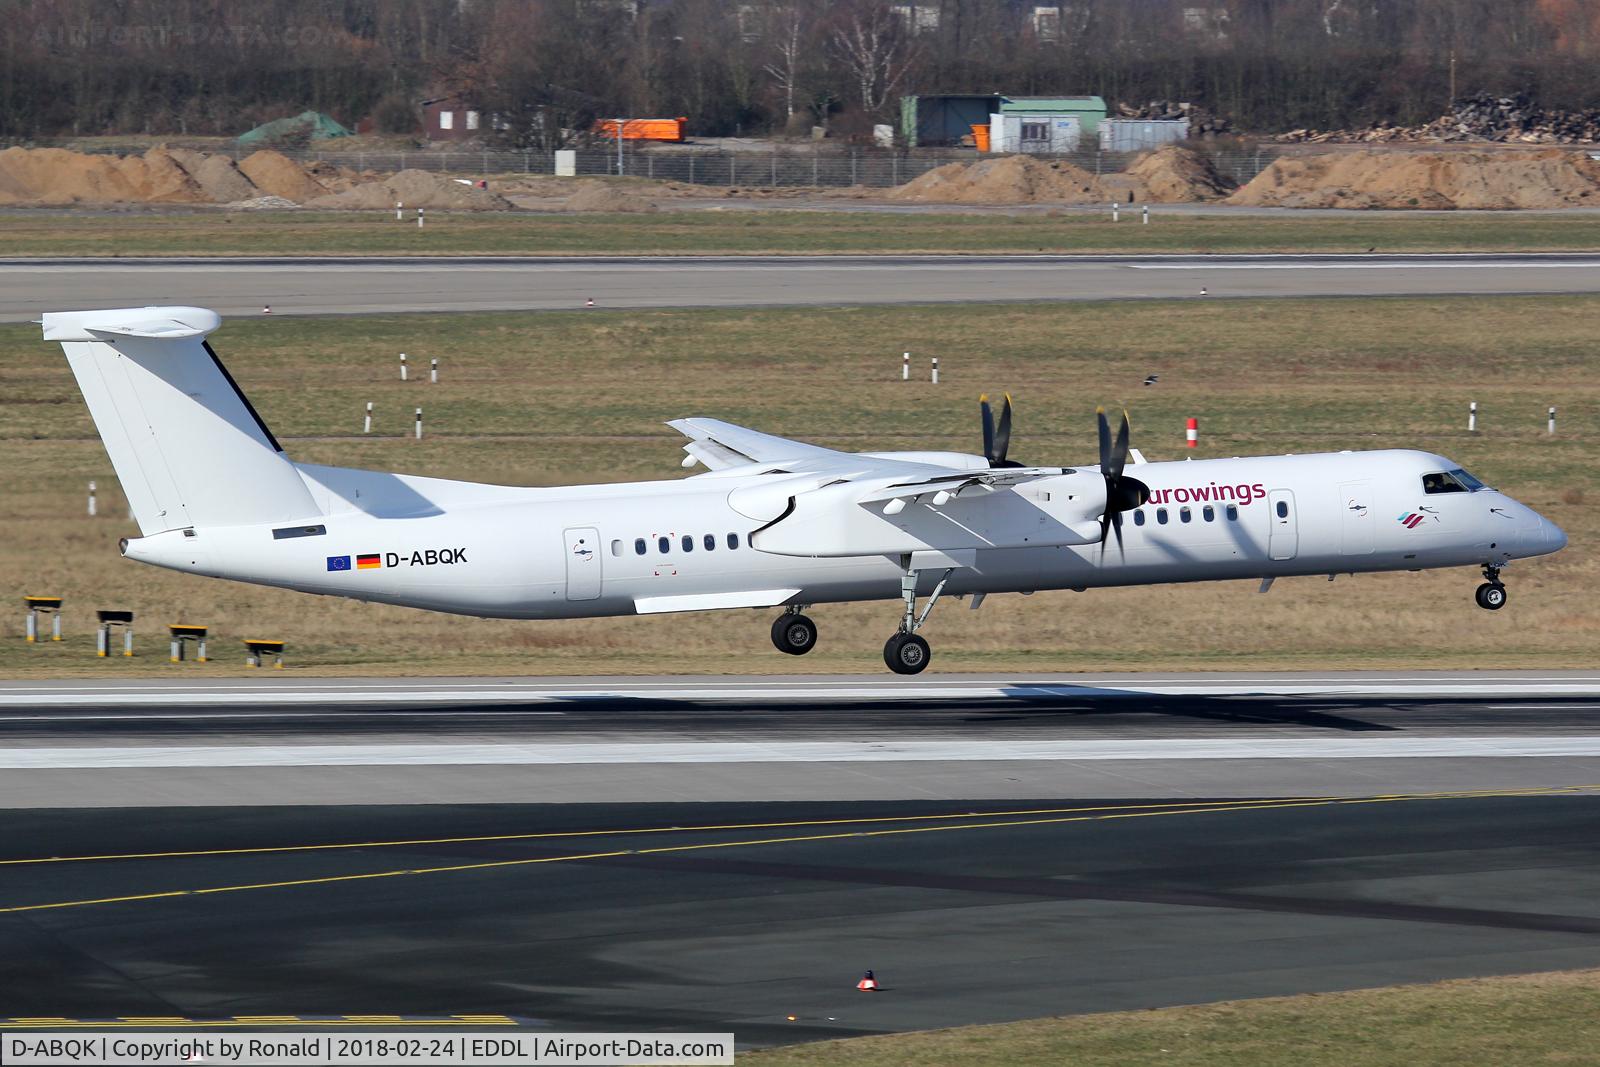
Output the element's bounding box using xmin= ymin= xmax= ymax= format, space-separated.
xmin=593 ymin=852 xmax=1600 ymax=936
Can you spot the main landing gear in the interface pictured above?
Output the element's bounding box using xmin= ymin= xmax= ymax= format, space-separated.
xmin=771 ymin=607 xmax=817 ymax=655
xmin=884 ymin=561 xmax=952 ymax=675
xmin=1475 ymin=564 xmax=1507 ymax=611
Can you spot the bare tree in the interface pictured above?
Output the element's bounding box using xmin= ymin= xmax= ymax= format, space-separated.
xmin=763 ymin=3 xmax=807 ymax=124
xmin=828 ymin=1 xmax=918 ymax=118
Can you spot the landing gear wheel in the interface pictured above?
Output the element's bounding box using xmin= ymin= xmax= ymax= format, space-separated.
xmin=771 ymin=613 xmax=818 ymax=655
xmin=1475 ymin=582 xmax=1507 ymax=611
xmin=884 ymin=632 xmax=931 ymax=675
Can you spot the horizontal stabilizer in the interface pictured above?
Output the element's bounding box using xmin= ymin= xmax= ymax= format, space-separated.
xmin=42 ymin=306 xmax=221 ymax=342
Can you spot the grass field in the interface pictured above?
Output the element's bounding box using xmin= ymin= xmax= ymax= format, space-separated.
xmin=743 ymin=968 xmax=1600 ymax=1067
xmin=0 ymin=296 xmax=1591 ymax=676
xmin=8 ymin=207 xmax=1600 ymax=256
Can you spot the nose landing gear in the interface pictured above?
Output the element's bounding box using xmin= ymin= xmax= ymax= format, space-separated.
xmin=771 ymin=608 xmax=818 ymax=655
xmin=1475 ymin=565 xmax=1507 ymax=611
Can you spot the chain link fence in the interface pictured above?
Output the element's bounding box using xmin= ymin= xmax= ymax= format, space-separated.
xmin=21 ymin=141 xmax=1280 ymax=189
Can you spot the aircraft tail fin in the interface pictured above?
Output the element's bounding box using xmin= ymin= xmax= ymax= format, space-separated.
xmin=44 ymin=306 xmax=320 ymax=536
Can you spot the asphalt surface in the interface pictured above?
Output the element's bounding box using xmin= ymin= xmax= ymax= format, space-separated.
xmin=3 ymin=674 xmax=1600 ymax=808
xmin=7 ymin=253 xmax=1600 ymax=321
xmin=4 ymin=793 xmax=1600 ymax=1045
xmin=6 ymin=672 xmax=1599 ymax=1044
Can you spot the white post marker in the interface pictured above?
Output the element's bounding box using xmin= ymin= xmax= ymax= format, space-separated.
xmin=902 ymin=352 xmax=910 ymax=381
xmin=400 ymin=353 xmax=408 ymax=381
xmin=417 ymin=206 xmax=425 ymax=229
xmin=415 ymin=407 xmax=423 ymax=440
xmin=1469 ymin=400 xmax=1477 ymax=433
xmin=1548 ymin=406 xmax=1557 ymax=435
xmin=431 ymin=357 xmax=439 ymax=384
xmin=931 ymin=356 xmax=940 ymax=385
xmin=87 ymin=480 xmax=96 ymax=517
xmin=1142 ymin=204 xmax=1150 ymax=224
xmin=1112 ymin=202 xmax=1120 ymax=222
xmin=363 ymin=401 xmax=373 ymax=434
xmin=395 ymin=200 xmax=403 ymax=221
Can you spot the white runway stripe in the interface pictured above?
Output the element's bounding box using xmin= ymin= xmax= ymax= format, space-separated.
xmin=9 ymin=736 xmax=1600 ymax=768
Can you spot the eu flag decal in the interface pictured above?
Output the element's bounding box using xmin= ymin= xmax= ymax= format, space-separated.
xmin=326 ymin=555 xmax=352 ymax=572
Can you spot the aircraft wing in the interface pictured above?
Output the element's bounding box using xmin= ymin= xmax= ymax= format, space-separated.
xmin=668 ymin=417 xmax=858 ymax=471
xmin=855 ymin=466 xmax=1074 ymax=503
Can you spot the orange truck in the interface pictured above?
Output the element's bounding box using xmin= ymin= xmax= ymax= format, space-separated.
xmin=595 ymin=117 xmax=688 ymax=142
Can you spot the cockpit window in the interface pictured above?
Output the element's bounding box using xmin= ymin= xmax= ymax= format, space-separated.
xmin=1422 ymin=469 xmax=1484 ymax=495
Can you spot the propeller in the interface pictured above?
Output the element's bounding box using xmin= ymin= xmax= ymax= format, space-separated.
xmin=1096 ymin=407 xmax=1150 ymax=561
xmin=979 ymin=393 xmax=1023 ymax=468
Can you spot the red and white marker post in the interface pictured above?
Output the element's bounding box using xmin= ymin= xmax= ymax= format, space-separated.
xmin=1185 ymin=417 xmax=1198 ymax=449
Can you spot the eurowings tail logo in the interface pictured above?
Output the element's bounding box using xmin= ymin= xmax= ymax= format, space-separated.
xmin=1397 ymin=512 xmax=1427 ymax=529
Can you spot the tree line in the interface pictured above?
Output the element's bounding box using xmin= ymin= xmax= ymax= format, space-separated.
xmin=2 ymin=0 xmax=1598 ymax=143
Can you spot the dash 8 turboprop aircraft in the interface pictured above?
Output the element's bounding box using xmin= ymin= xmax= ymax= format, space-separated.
xmin=46 ymin=306 xmax=1567 ymax=674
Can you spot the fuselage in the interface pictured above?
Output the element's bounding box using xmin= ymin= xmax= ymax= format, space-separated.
xmin=121 ymin=448 xmax=1566 ymax=619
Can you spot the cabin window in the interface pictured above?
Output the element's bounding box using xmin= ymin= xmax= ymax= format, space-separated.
xmin=1423 ymin=469 xmax=1484 ymax=495
xmin=610 ymin=539 xmax=623 ymax=557
xmin=1226 ymin=504 xmax=1239 ymax=521
xmin=1276 ymin=500 xmax=1289 ymax=519
xmin=1133 ymin=510 xmax=1146 ymax=527
xmin=658 ymin=536 xmax=670 ymax=554
xmin=1156 ymin=508 xmax=1169 ymax=525
xmin=634 ymin=538 xmax=647 ymax=555
xmin=728 ymin=533 xmax=740 ymax=549
xmin=682 ymin=534 xmax=694 ymax=552
xmin=704 ymin=533 xmax=716 ymax=551
xmin=1203 ymin=505 xmax=1215 ymax=522
xmin=1180 ymin=507 xmax=1192 ymax=524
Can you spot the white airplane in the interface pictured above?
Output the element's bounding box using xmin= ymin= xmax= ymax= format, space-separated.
xmin=45 ymin=306 xmax=1567 ymax=674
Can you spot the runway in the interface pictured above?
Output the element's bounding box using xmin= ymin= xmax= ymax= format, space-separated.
xmin=6 ymin=672 xmax=1599 ymax=1044
xmin=5 ymin=253 xmax=1600 ymax=321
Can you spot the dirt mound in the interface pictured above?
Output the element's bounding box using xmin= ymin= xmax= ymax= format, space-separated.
xmin=0 ymin=146 xmax=140 ymax=204
xmin=306 ymin=169 xmax=512 ymax=210
xmin=889 ymin=155 xmax=1104 ymax=203
xmin=188 ymin=153 xmax=260 ymax=202
xmin=563 ymin=182 xmax=659 ymax=212
xmin=1123 ymin=145 xmax=1234 ymax=201
xmin=238 ymin=150 xmax=328 ymax=201
xmin=0 ymin=146 xmax=438 ymax=207
xmin=114 ymin=148 xmax=207 ymax=202
xmin=1227 ymin=148 xmax=1600 ymax=209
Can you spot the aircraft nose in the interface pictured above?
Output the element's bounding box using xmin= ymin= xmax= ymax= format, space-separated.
xmin=1522 ymin=514 xmax=1568 ymax=558
xmin=1542 ymin=517 xmax=1569 ymax=554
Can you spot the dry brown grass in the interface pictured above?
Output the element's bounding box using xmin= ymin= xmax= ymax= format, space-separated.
xmin=0 ymin=297 xmax=1591 ymax=676
xmin=6 ymin=208 xmax=1600 ymax=255
xmin=745 ymin=967 xmax=1600 ymax=1067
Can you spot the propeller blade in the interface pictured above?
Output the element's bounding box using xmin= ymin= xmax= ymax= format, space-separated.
xmin=1107 ymin=410 xmax=1130 ymax=482
xmin=980 ymin=394 xmax=996 ymax=465
xmin=1096 ymin=407 xmax=1111 ymax=471
xmin=1111 ymin=511 xmax=1125 ymax=561
xmin=993 ymin=393 xmax=1013 ymax=466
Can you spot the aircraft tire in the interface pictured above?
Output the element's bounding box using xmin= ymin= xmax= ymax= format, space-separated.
xmin=1475 ymin=582 xmax=1507 ymax=610
xmin=884 ymin=632 xmax=931 ymax=675
xmin=772 ymin=613 xmax=818 ymax=655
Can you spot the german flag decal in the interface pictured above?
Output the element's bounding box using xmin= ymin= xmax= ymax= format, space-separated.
xmin=356 ymin=553 xmax=382 ymax=569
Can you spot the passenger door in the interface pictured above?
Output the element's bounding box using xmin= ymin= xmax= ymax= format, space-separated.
xmin=1268 ymin=489 xmax=1298 ymax=561
xmin=564 ymin=526 xmax=602 ymax=600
